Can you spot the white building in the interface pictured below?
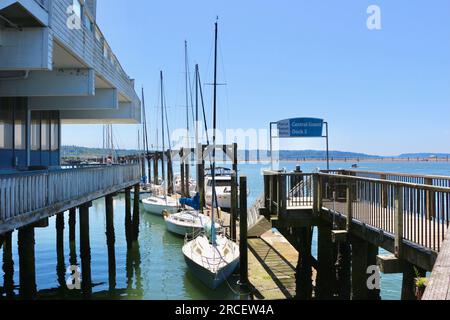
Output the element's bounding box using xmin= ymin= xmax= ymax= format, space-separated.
xmin=0 ymin=0 xmax=141 ymax=169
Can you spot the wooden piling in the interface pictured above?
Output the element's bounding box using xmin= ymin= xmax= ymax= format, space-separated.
xmin=69 ymin=208 xmax=77 ymax=266
xmin=125 ymin=187 xmax=133 ymax=248
xmin=56 ymin=213 xmax=66 ymax=291
xmin=316 ymin=222 xmax=335 ymax=299
xmin=197 ymin=144 xmax=205 ymax=212
xmin=153 ymin=153 xmax=159 ymax=185
xmin=230 ymin=172 xmax=238 ymax=241
xmin=167 ymin=150 xmax=174 ymax=195
xmin=105 ymin=194 xmax=116 ymax=291
xmin=239 ymin=176 xmax=248 ymax=286
xmin=180 ymin=149 xmax=186 ymax=197
xmin=132 ymin=184 xmax=140 ymax=241
xmin=3 ymin=231 xmax=14 ymax=298
xmin=18 ymin=226 xmax=36 ymax=300
xmin=294 ymin=227 xmax=313 ymax=300
xmin=367 ymin=242 xmax=381 ymax=300
xmin=401 ymin=262 xmax=417 ymax=300
xmin=79 ymin=203 xmax=92 ymax=298
xmin=185 ymin=162 xmax=190 ymax=198
xmin=351 ymin=236 xmax=369 ymax=300
xmin=336 ymin=241 xmax=351 ymax=300
xmin=147 ymin=155 xmax=152 ymax=185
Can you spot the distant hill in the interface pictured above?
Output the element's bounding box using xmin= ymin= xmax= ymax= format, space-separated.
xmin=62 ymin=145 xmax=140 ymax=158
xmin=62 ymin=145 xmax=381 ymax=160
xmin=277 ymin=150 xmax=380 ymax=160
xmin=398 ymin=153 xmax=450 ymax=158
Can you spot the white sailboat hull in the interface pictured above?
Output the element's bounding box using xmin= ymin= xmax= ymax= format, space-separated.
xmin=164 ymin=211 xmax=220 ymax=237
xmin=182 ymin=235 xmax=240 ymax=290
xmin=184 ymin=253 xmax=239 ymax=290
xmin=142 ymin=196 xmax=179 ymax=216
xmin=166 ymin=220 xmax=200 ymax=236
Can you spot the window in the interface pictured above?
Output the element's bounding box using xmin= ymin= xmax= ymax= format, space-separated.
xmin=95 ymin=27 xmax=102 ymax=43
xmin=0 ymin=99 xmax=13 ymax=149
xmin=103 ymin=43 xmax=109 ymax=59
xmin=51 ymin=112 xmax=59 ymax=151
xmin=41 ymin=112 xmax=50 ymax=151
xmin=14 ymin=107 xmax=26 ymax=150
xmin=31 ymin=112 xmax=41 ymax=151
xmin=83 ymin=13 xmax=92 ymax=32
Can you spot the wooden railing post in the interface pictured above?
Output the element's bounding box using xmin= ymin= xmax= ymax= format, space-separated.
xmin=277 ymin=174 xmax=287 ymax=215
xmin=395 ymin=185 xmax=404 ymax=257
xmin=381 ymin=174 xmax=388 ymax=209
xmin=263 ymin=174 xmax=270 ymax=210
xmin=313 ymin=174 xmax=319 ymax=214
xmin=346 ymin=180 xmax=353 ymax=232
xmin=425 ymin=178 xmax=436 ymax=219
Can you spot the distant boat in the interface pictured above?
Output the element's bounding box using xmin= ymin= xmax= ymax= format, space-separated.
xmin=351 ymin=164 xmax=359 ymax=168
xmin=175 ymin=175 xmax=197 ymax=197
xmin=205 ymin=175 xmax=232 ymax=209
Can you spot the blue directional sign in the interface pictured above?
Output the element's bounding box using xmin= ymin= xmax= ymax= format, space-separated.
xmin=277 ymin=118 xmax=324 ymax=138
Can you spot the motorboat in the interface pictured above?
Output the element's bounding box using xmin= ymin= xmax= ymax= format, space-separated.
xmin=164 ymin=210 xmax=220 ymax=237
xmin=142 ymin=195 xmax=180 ymax=216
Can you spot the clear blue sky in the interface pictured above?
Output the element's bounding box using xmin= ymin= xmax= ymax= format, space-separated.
xmin=62 ymin=0 xmax=450 ymax=156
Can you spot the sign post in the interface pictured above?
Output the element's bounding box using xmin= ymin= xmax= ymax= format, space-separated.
xmin=270 ymin=118 xmax=330 ymax=170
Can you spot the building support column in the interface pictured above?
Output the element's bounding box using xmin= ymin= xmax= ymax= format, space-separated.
xmin=316 ymin=222 xmax=335 ymax=300
xmin=69 ymin=208 xmax=77 ymax=266
xmin=79 ymin=203 xmax=92 ymax=298
xmin=18 ymin=226 xmax=36 ymax=300
xmin=56 ymin=213 xmax=66 ymax=292
xmin=3 ymin=232 xmax=15 ymax=298
xmin=105 ymin=194 xmax=116 ymax=292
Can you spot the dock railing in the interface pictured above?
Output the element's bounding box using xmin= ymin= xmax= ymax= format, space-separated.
xmin=263 ymin=170 xmax=450 ymax=253
xmin=322 ymin=169 xmax=450 ymax=188
xmin=0 ymin=164 xmax=141 ymax=231
xmin=263 ymin=171 xmax=315 ymax=216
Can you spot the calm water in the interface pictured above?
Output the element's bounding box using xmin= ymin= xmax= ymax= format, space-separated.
xmin=1 ymin=160 xmax=449 ymax=300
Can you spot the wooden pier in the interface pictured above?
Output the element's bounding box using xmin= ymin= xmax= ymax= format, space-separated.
xmin=259 ymin=169 xmax=450 ymax=300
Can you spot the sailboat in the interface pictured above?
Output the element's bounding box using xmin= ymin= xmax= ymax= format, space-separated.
xmin=182 ymin=23 xmax=239 ymax=290
xmin=143 ymin=71 xmax=181 ymax=216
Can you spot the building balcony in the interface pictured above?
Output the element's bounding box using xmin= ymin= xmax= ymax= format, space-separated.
xmin=0 ymin=0 xmax=141 ymax=124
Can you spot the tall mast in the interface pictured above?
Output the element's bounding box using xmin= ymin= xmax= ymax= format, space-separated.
xmin=185 ymin=41 xmax=190 ymax=150
xmin=195 ymin=64 xmax=199 ymax=156
xmin=160 ymin=71 xmax=167 ymax=196
xmin=211 ymin=21 xmax=219 ymax=246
